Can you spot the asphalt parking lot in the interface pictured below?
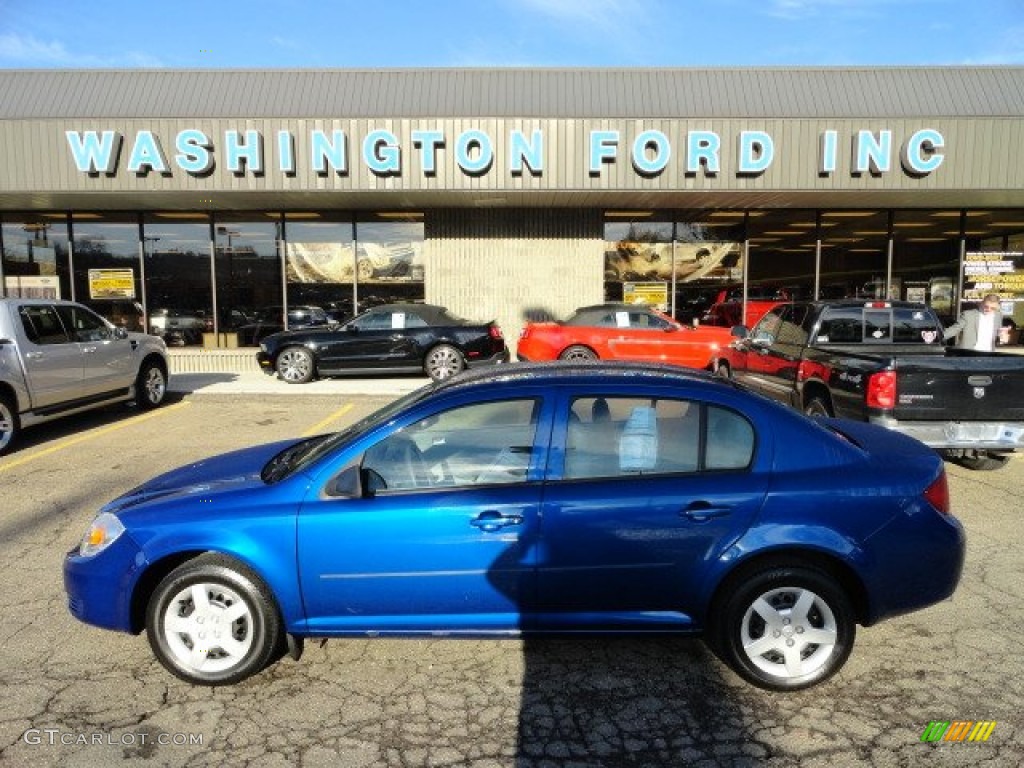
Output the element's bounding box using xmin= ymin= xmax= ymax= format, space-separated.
xmin=0 ymin=380 xmax=1021 ymax=767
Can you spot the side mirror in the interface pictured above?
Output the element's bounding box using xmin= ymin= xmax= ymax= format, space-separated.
xmin=730 ymin=325 xmax=749 ymax=339
xmin=113 ymin=326 xmax=129 ymax=340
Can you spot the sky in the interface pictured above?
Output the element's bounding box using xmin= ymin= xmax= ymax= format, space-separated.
xmin=0 ymin=0 xmax=1022 ymax=70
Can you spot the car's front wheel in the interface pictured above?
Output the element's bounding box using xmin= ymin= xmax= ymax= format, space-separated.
xmin=0 ymin=394 xmax=19 ymax=456
xmin=276 ymin=347 xmax=315 ymax=383
xmin=146 ymin=554 xmax=282 ymax=686
xmin=134 ymin=359 xmax=167 ymax=409
xmin=559 ymin=345 xmax=597 ymax=362
xmin=424 ymin=344 xmax=464 ymax=380
xmin=710 ymin=565 xmax=855 ymax=691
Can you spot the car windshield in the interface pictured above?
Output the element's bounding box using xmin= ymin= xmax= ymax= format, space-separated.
xmin=260 ymin=384 xmax=440 ymax=482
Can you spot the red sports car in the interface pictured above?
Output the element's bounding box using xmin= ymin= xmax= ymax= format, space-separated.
xmin=517 ymin=303 xmax=734 ymax=370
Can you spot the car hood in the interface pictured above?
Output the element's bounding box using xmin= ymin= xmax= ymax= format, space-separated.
xmin=101 ymin=438 xmax=301 ymax=514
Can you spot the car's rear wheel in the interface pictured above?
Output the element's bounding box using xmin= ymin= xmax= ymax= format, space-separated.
xmin=710 ymin=565 xmax=855 ymax=691
xmin=0 ymin=394 xmax=19 ymax=456
xmin=276 ymin=347 xmax=315 ymax=383
xmin=804 ymin=396 xmax=833 ymax=418
xmin=134 ymin=359 xmax=167 ymax=409
xmin=146 ymin=554 xmax=282 ymax=686
xmin=559 ymin=345 xmax=597 ymax=362
xmin=424 ymin=344 xmax=464 ymax=380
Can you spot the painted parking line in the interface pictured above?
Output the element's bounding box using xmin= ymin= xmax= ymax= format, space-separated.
xmin=302 ymin=403 xmax=355 ymax=437
xmin=0 ymin=401 xmax=191 ymax=474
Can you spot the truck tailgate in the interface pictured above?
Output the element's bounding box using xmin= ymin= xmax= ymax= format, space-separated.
xmin=893 ymin=352 xmax=1024 ymax=421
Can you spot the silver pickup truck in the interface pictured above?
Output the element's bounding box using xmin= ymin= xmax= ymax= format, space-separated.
xmin=0 ymin=298 xmax=169 ymax=455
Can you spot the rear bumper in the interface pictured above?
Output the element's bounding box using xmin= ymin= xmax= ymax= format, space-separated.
xmin=871 ymin=417 xmax=1024 ymax=451
xmin=466 ymin=348 xmax=511 ymax=369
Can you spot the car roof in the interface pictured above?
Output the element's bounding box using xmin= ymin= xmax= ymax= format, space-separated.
xmin=573 ymin=303 xmax=658 ymax=313
xmin=364 ymin=303 xmax=463 ymax=323
xmin=429 ymin=360 xmax=735 ymax=396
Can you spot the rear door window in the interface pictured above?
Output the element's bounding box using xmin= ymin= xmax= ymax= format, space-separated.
xmin=19 ymin=305 xmax=71 ymax=345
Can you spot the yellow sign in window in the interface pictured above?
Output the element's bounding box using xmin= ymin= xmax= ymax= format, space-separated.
xmin=88 ymin=269 xmax=136 ymax=300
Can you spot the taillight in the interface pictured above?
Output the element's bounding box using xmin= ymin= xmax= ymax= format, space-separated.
xmin=923 ymin=471 xmax=951 ymax=515
xmin=866 ymin=370 xmax=896 ymax=409
xmin=519 ymin=326 xmax=530 ymax=339
xmin=489 ymin=325 xmax=504 ymax=340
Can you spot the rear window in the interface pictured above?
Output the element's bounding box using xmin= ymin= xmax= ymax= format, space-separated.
xmin=816 ymin=306 xmax=942 ymax=344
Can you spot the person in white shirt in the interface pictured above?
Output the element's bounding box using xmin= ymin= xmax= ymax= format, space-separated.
xmin=943 ymin=294 xmax=1003 ymax=351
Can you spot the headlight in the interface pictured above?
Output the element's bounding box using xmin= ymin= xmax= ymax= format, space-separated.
xmin=78 ymin=512 xmax=126 ymax=557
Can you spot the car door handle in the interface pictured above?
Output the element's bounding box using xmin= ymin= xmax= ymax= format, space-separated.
xmin=681 ymin=501 xmax=732 ymax=522
xmin=471 ymin=510 xmax=524 ymax=532
xmin=81 ymin=345 xmax=97 ymax=353
xmin=24 ymin=351 xmax=43 ymax=360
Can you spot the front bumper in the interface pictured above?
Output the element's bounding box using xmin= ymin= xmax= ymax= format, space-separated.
xmin=256 ymin=351 xmax=275 ymax=375
xmin=64 ymin=534 xmax=147 ymax=634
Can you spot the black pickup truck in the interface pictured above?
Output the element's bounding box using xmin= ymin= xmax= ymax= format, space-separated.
xmin=717 ymin=300 xmax=1024 ymax=470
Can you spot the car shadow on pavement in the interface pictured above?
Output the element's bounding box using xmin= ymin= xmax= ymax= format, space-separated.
xmin=2 ymin=393 xmax=190 ymax=457
xmin=485 ymin=521 xmax=751 ymax=765
xmin=515 ymin=636 xmax=746 ymax=766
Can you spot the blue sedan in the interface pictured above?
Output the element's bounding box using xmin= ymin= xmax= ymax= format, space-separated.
xmin=64 ymin=363 xmax=964 ymax=691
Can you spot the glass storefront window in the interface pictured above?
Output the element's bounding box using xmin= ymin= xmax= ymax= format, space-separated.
xmin=745 ymin=210 xmax=817 ymax=301
xmin=961 ymin=209 xmax=1024 ymax=341
xmin=71 ymin=213 xmax=143 ymax=330
xmin=1 ymin=213 xmax=71 ymax=300
xmin=674 ymin=213 xmax=745 ymax=323
xmin=142 ymin=214 xmax=214 ymax=346
xmin=214 ymin=215 xmax=282 ymax=346
xmin=818 ymin=210 xmax=889 ymax=300
xmin=603 ymin=215 xmax=673 ymax=309
xmin=283 ymin=213 xmax=356 ymax=324
xmin=354 ymin=214 xmax=425 ymax=310
xmin=889 ymin=210 xmax=961 ymax=324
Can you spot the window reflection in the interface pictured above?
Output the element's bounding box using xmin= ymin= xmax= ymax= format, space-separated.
xmin=354 ymin=214 xmax=425 ymax=310
xmin=1 ymin=214 xmax=70 ymax=300
xmin=72 ymin=213 xmax=143 ymax=331
xmin=602 ymin=214 xmax=744 ymax=322
xmin=284 ymin=214 xmax=356 ymax=324
xmin=214 ymin=215 xmax=281 ymax=346
xmin=142 ymin=215 xmax=213 ymax=346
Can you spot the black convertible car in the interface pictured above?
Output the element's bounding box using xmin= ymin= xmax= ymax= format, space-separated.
xmin=256 ymin=303 xmax=509 ymax=382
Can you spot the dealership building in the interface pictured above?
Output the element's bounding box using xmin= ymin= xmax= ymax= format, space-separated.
xmin=1 ymin=67 xmax=1022 ymax=360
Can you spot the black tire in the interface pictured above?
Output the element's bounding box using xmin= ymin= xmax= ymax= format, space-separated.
xmin=709 ymin=565 xmax=855 ymax=691
xmin=954 ymin=451 xmax=1010 ymax=471
xmin=804 ymin=396 xmax=833 ymax=418
xmin=275 ymin=346 xmax=315 ymax=384
xmin=146 ymin=554 xmax=282 ymax=686
xmin=558 ymin=345 xmax=597 ymax=362
xmin=424 ymin=344 xmax=465 ymax=381
xmin=134 ymin=359 xmax=168 ymax=409
xmin=0 ymin=394 xmax=20 ymax=456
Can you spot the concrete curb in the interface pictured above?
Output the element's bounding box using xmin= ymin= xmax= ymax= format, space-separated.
xmin=168 ymin=372 xmax=429 ymax=397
